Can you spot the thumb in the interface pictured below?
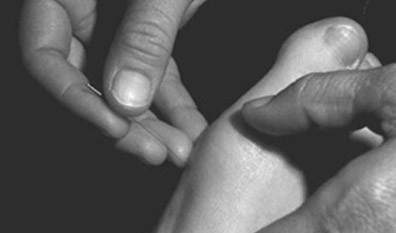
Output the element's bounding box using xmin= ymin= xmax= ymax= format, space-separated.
xmin=103 ymin=0 xmax=192 ymax=116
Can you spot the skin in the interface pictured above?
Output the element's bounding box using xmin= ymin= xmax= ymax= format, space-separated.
xmin=155 ymin=17 xmax=384 ymax=233
xmin=20 ymin=0 xmax=208 ymax=166
xmin=20 ymin=1 xmax=396 ymax=231
xmin=246 ymin=63 xmax=396 ymax=233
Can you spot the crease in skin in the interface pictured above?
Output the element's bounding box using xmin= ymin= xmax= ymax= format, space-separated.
xmin=233 ymin=123 xmax=285 ymax=187
xmin=165 ymin=122 xmax=289 ymax=233
xmin=130 ymin=118 xmax=183 ymax=164
xmin=211 ymin=115 xmax=306 ymax=228
xmin=215 ymin=121 xmax=280 ymax=189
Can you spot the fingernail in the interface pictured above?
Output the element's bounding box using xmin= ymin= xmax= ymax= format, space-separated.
xmin=324 ymin=25 xmax=363 ymax=69
xmin=111 ymin=70 xmax=151 ymax=107
xmin=244 ymin=96 xmax=273 ymax=110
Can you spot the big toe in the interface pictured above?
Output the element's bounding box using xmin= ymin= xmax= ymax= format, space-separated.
xmin=237 ymin=17 xmax=368 ymax=104
xmin=279 ymin=17 xmax=367 ymax=72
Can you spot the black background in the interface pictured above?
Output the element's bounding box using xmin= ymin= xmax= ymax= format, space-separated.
xmin=5 ymin=0 xmax=395 ymax=232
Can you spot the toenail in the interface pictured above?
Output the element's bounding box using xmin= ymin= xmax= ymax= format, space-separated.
xmin=324 ymin=25 xmax=364 ymax=69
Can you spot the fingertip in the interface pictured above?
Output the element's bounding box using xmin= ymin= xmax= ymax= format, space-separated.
xmin=243 ymin=96 xmax=273 ymax=111
xmin=139 ymin=141 xmax=168 ymax=166
xmin=241 ymin=97 xmax=273 ymax=133
xmin=187 ymin=113 xmax=208 ymax=141
xmin=146 ymin=121 xmax=193 ymax=167
xmin=129 ymin=117 xmax=195 ymax=167
xmin=242 ymin=96 xmax=273 ymax=120
xmin=241 ymin=104 xmax=257 ymax=128
xmin=129 ymin=144 xmax=168 ymax=166
xmin=168 ymin=107 xmax=209 ymax=142
xmin=168 ymin=134 xmax=193 ymax=167
xmin=115 ymin=124 xmax=167 ymax=166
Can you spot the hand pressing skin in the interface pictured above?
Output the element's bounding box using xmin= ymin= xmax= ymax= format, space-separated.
xmin=243 ymin=64 xmax=396 ymax=233
xmin=155 ymin=17 xmax=382 ymax=233
xmin=19 ymin=0 xmax=207 ymax=166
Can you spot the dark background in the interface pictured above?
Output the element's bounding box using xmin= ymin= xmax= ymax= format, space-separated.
xmin=5 ymin=0 xmax=395 ymax=232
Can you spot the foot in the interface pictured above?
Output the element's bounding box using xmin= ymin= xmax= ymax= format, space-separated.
xmin=157 ymin=17 xmax=374 ymax=233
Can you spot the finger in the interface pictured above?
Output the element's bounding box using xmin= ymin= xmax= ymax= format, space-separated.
xmin=352 ymin=52 xmax=384 ymax=145
xmin=20 ymin=0 xmax=128 ymax=139
xmin=54 ymin=0 xmax=97 ymax=42
xmin=116 ymin=110 xmax=192 ymax=166
xmin=103 ymin=0 xmax=194 ymax=116
xmin=240 ymin=17 xmax=367 ymax=143
xmin=180 ymin=0 xmax=207 ymax=27
xmin=243 ymin=64 xmax=396 ymax=137
xmin=67 ymin=37 xmax=85 ymax=69
xmin=154 ymin=58 xmax=208 ymax=141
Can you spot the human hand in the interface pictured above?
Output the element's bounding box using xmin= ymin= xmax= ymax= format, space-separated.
xmin=20 ymin=0 xmax=207 ymax=166
xmin=243 ymin=64 xmax=396 ymax=233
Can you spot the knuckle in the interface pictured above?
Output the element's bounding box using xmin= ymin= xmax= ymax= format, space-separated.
xmin=290 ymin=73 xmax=322 ymax=112
xmin=120 ymin=17 xmax=172 ymax=67
xmin=292 ymin=73 xmax=319 ymax=99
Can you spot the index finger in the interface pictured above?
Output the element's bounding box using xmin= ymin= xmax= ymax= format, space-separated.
xmin=242 ymin=64 xmax=396 ymax=138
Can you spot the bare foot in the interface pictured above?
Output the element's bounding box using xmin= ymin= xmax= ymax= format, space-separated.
xmin=156 ymin=17 xmax=375 ymax=233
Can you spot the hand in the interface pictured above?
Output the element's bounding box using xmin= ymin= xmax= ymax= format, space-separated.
xmin=243 ymin=64 xmax=396 ymax=233
xmin=20 ymin=0 xmax=207 ymax=166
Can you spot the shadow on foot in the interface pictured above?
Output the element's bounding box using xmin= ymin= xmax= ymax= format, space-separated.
xmin=230 ymin=111 xmax=372 ymax=196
